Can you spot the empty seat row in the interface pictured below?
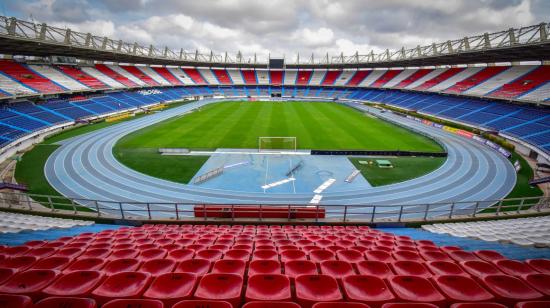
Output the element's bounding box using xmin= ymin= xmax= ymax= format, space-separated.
xmin=0 ymin=211 xmax=93 ymax=234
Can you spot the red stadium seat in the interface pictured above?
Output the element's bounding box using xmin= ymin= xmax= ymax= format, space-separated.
xmin=0 ymin=269 xmax=58 ymax=301
xmin=460 ymin=260 xmax=503 ymax=277
xmin=356 ymin=260 xmax=394 ymax=279
xmin=212 ymin=259 xmax=247 ymax=276
xmin=391 ymin=261 xmax=432 ymax=278
xmin=102 ymin=299 xmax=164 ymax=308
xmin=387 ymin=275 xmax=446 ymax=306
xmin=337 ymin=249 xmax=365 ymax=263
xmin=284 ymin=260 xmax=317 ymax=281
xmin=393 ymin=251 xmax=423 ymax=262
xmin=42 ymin=270 xmax=103 ymax=297
xmin=448 ymin=251 xmax=482 ymax=262
xmin=280 ymin=249 xmax=307 ymax=262
xmin=139 ymin=249 xmax=167 ymax=262
xmin=381 ymin=304 xmax=438 ymax=308
xmin=172 ymin=300 xmax=232 ymax=308
xmin=523 ymin=274 xmax=550 ymax=297
xmin=79 ymin=248 xmax=111 ymax=259
xmin=420 ymin=251 xmax=454 ymax=262
xmin=248 ymin=260 xmax=281 ymax=276
xmin=309 ymin=249 xmax=336 ymax=263
xmin=295 ymin=275 xmax=343 ymax=308
xmin=253 ymin=250 xmax=279 ymax=261
xmin=313 ymin=303 xmax=370 ymax=308
xmin=31 ymin=256 xmax=71 ymax=271
xmin=63 ymin=257 xmax=104 ymax=273
xmin=103 ymin=259 xmax=141 ymax=276
xmin=24 ymin=247 xmax=57 ymax=258
xmin=243 ymin=301 xmax=301 ymax=308
xmin=175 ymin=259 xmax=211 ymax=277
xmin=196 ymin=249 xmax=224 ymax=262
xmin=34 ymin=297 xmax=97 ymax=308
xmin=493 ymin=259 xmax=539 ymax=277
xmin=108 ymin=248 xmax=139 ymax=260
xmin=0 ymin=256 xmax=37 ymax=272
xmin=515 ymin=301 xmax=550 ymax=308
xmin=320 ymin=260 xmax=355 ymax=279
xmin=365 ymin=250 xmax=393 ymax=262
xmin=53 ymin=248 xmax=84 ymax=259
xmin=0 ymin=294 xmax=32 ymax=308
xmin=426 ymin=261 xmax=469 ymax=277
xmin=474 ymin=250 xmax=506 ymax=262
xmin=449 ymin=303 xmax=506 ymax=308
xmin=341 ymin=275 xmax=395 ymax=306
xmin=526 ymin=259 xmax=550 ymax=274
xmin=433 ymin=275 xmax=494 ymax=302
xmin=223 ymin=249 xmax=250 ymax=261
xmin=479 ymin=274 xmax=543 ymax=306
xmin=143 ymin=272 xmax=197 ymax=307
xmin=194 ymin=273 xmax=244 ymax=308
xmin=91 ymin=271 xmax=152 ymax=306
xmin=140 ymin=259 xmax=176 ymax=276
xmin=245 ymin=274 xmax=292 ymax=302
xmin=167 ymin=249 xmax=194 ymax=262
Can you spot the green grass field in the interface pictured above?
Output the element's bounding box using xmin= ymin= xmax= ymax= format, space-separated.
xmin=116 ymin=101 xmax=443 ymax=151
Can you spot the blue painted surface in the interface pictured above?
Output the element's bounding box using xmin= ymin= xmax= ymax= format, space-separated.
xmin=378 ymin=227 xmax=550 ymax=260
xmin=0 ymin=224 xmax=126 ymax=246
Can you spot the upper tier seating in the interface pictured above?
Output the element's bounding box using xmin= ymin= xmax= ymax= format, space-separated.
xmin=415 ymin=68 xmax=465 ymax=91
xmin=241 ymin=70 xmax=257 ymax=85
xmin=198 ymin=68 xmax=220 ymax=85
xmin=347 ymin=70 xmax=370 ymax=86
xmin=57 ymin=65 xmax=108 ymax=89
xmin=393 ymin=69 xmax=432 ymax=89
xmin=212 ymin=69 xmax=233 ymax=85
xmin=334 ymin=70 xmax=356 ymax=86
xmin=256 ymin=70 xmax=269 ymax=85
xmin=182 ymin=68 xmax=207 ymax=84
xmin=0 ymin=224 xmax=548 ymax=307
xmin=138 ymin=66 xmax=171 ymax=86
xmin=152 ymin=67 xmax=183 ymax=85
xmin=80 ymin=66 xmax=126 ymax=89
xmin=464 ymin=65 xmax=536 ymax=96
xmin=0 ymin=212 xmax=93 ymax=233
xmin=421 ymin=216 xmax=550 ymax=247
xmin=228 ymin=69 xmax=246 ymax=85
xmin=321 ymin=70 xmax=342 ymax=86
xmin=359 ymin=70 xmax=385 ymax=87
xmin=489 ymin=66 xmax=550 ymax=99
xmin=95 ymin=64 xmax=139 ymax=87
xmin=269 ymin=70 xmax=283 ymax=85
xmin=296 ymin=71 xmax=313 ymax=85
xmin=0 ymin=60 xmax=65 ymax=94
xmin=370 ymin=69 xmax=403 ymax=87
xmin=120 ymin=65 xmax=158 ymax=86
xmin=308 ymin=70 xmax=327 ymax=86
xmin=28 ymin=65 xmax=89 ymax=91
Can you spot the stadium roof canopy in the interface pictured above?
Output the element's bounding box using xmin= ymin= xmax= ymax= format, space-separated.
xmin=0 ymin=16 xmax=549 ymax=68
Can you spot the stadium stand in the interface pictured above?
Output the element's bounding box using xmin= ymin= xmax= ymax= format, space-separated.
xmin=56 ymin=65 xmax=108 ymax=89
xmin=241 ymin=70 xmax=257 ymax=85
xmin=120 ymin=65 xmax=158 ymax=86
xmin=421 ymin=216 xmax=550 ymax=247
xmin=0 ymin=60 xmax=65 ymax=94
xmin=0 ymin=224 xmax=548 ymax=307
xmin=212 ymin=69 xmax=233 ymax=85
xmin=0 ymin=212 xmax=93 ymax=233
xmin=80 ymin=66 xmax=127 ymax=89
xmin=152 ymin=67 xmax=183 ymax=86
xmin=95 ymin=64 xmax=139 ymax=87
xmin=27 ymin=64 xmax=89 ymax=92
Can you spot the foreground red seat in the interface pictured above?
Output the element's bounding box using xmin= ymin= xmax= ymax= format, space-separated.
xmin=426 ymin=261 xmax=469 ymax=277
xmin=280 ymin=249 xmax=307 ymax=262
xmin=0 ymin=269 xmax=58 ymax=301
xmin=526 ymin=259 xmax=550 ymax=274
xmin=252 ymin=249 xmax=279 ymax=261
xmin=175 ymin=259 xmax=211 ymax=277
xmin=0 ymin=294 xmax=32 ymax=308
xmin=0 ymin=256 xmax=37 ymax=272
xmin=245 ymin=274 xmax=292 ymax=302
xmin=365 ymin=250 xmax=393 ymax=262
xmin=449 ymin=303 xmax=506 ymax=308
xmin=244 ymin=301 xmax=301 ymax=308
xmin=341 ymin=275 xmax=395 ymax=306
xmin=0 ymin=267 xmax=15 ymax=285
xmin=166 ymin=249 xmax=194 ymax=262
xmin=320 ymin=260 xmax=355 ymax=279
xmin=102 ymin=299 xmax=163 ymax=308
xmin=63 ymin=257 xmax=105 ymax=273
xmin=381 ymin=304 xmax=438 ymax=308
xmin=248 ymin=260 xmax=281 ymax=276
xmin=194 ymin=273 xmax=243 ymax=308
xmin=515 ymin=301 xmax=550 ymax=308
xmin=493 ymin=259 xmax=539 ymax=278
xmin=309 ymin=249 xmax=336 ymax=263
xmin=313 ymin=303 xmax=370 ymax=308
xmin=173 ymin=300 xmax=232 ymax=308
xmin=140 ymin=259 xmax=176 ymax=276
xmin=522 ymin=274 xmax=550 ymax=297
xmin=139 ymin=249 xmax=168 ymax=262
xmin=143 ymin=272 xmax=197 ymax=307
xmin=433 ymin=275 xmax=494 ymax=303
xmin=474 ymin=250 xmax=506 ymax=262
xmin=295 ymin=274 xmax=343 ymax=308
xmin=356 ymin=260 xmax=394 ymax=279
xmin=103 ymin=259 xmax=141 ymax=276
xmin=337 ymin=249 xmax=365 ymax=263
xmin=31 ymin=256 xmax=71 ymax=271
xmin=196 ymin=249 xmax=224 ymax=262
xmin=223 ymin=249 xmax=250 ymax=261
xmin=34 ymin=297 xmax=97 ymax=308
xmin=447 ymin=251 xmax=481 ymax=262
xmin=480 ymin=274 xmax=543 ymax=306
xmin=460 ymin=261 xmax=502 ymax=277
xmin=42 ymin=270 xmax=103 ymax=297
xmin=91 ymin=271 xmax=152 ymax=306
xmin=420 ymin=251 xmax=453 ymax=262
xmin=387 ymin=275 xmax=446 ymax=306
xmin=212 ymin=259 xmax=246 ymax=276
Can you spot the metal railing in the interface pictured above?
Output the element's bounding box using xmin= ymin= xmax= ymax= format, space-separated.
xmin=1 ymin=191 xmax=548 ymax=223
xmin=0 ymin=15 xmax=548 ymax=65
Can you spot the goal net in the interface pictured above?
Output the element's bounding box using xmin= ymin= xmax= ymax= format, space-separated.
xmin=259 ymin=137 xmax=297 ymax=152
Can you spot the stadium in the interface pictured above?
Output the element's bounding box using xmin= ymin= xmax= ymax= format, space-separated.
xmin=0 ymin=1 xmax=549 ymax=307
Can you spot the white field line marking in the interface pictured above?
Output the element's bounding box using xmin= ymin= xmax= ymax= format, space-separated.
xmin=188 ymin=150 xmax=311 ymax=156
xmin=224 ymin=161 xmax=249 ymax=169
xmin=261 ymin=177 xmax=296 ymax=190
xmin=289 ymin=156 xmax=296 ymax=194
xmin=310 ymin=194 xmax=323 ymax=204
xmin=313 ymin=178 xmax=336 ymax=194
xmin=263 ymin=156 xmax=269 ymax=193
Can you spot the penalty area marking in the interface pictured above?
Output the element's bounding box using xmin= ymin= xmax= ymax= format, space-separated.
xmin=313 ymin=178 xmax=336 ymax=194
xmin=261 ymin=177 xmax=296 ymax=190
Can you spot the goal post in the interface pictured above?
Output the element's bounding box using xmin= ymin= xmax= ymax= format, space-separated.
xmin=259 ymin=137 xmax=297 ymax=152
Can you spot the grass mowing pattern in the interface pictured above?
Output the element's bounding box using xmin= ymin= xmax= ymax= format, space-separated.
xmin=116 ymin=101 xmax=443 ymax=151
xmin=349 ymin=157 xmax=446 ymax=186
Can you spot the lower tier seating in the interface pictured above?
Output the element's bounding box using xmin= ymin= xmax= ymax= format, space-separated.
xmin=0 ymin=224 xmax=549 ymax=307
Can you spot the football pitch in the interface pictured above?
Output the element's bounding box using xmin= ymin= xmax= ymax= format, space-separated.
xmin=116 ymin=101 xmax=442 ymax=151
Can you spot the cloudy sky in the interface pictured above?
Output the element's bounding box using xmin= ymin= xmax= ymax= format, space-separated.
xmin=1 ymin=0 xmax=549 ymax=61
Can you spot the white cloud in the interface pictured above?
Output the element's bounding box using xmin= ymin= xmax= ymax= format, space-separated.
xmin=292 ymin=28 xmax=335 ymax=47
